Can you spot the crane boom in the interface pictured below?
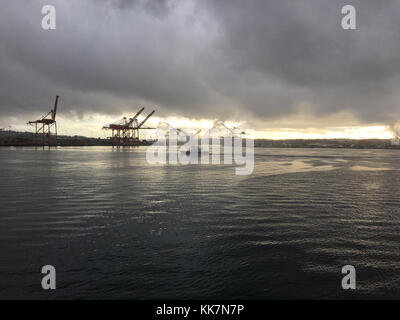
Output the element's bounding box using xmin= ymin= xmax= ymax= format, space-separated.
xmin=137 ymin=110 xmax=155 ymax=128
xmin=52 ymin=96 xmax=59 ymax=120
xmin=127 ymin=107 xmax=144 ymax=126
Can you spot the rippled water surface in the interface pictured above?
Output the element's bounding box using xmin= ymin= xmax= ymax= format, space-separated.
xmin=0 ymin=147 xmax=399 ymax=299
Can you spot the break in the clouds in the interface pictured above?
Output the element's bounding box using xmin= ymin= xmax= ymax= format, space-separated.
xmin=0 ymin=0 xmax=400 ymax=128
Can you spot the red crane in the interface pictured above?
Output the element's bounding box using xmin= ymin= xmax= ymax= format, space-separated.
xmin=102 ymin=108 xmax=155 ymax=146
xmin=28 ymin=96 xmax=59 ymax=146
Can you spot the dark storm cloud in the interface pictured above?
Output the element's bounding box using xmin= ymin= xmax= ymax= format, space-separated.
xmin=201 ymin=0 xmax=400 ymax=124
xmin=0 ymin=0 xmax=399 ymax=125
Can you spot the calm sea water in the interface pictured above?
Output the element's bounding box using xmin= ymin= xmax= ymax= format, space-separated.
xmin=0 ymin=147 xmax=399 ymax=299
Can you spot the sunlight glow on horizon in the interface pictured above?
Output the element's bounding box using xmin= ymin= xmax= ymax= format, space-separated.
xmin=253 ymin=126 xmax=393 ymax=140
xmin=4 ymin=113 xmax=395 ymax=140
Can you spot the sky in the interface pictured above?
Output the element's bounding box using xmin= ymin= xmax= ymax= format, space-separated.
xmin=0 ymin=0 xmax=399 ymax=139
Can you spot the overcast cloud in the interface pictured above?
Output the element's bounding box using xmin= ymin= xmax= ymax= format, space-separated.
xmin=1 ymin=0 xmax=400 ymax=128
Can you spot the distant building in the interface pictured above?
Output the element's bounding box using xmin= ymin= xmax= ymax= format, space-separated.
xmin=392 ymin=137 xmax=400 ymax=145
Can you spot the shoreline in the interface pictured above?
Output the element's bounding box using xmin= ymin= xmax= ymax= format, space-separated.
xmin=1 ymin=130 xmax=399 ymax=149
xmin=1 ymin=143 xmax=399 ymax=150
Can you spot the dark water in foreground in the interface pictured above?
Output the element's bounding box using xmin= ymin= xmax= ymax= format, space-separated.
xmin=0 ymin=147 xmax=399 ymax=299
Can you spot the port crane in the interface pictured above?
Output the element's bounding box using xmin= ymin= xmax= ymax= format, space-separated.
xmin=27 ymin=96 xmax=59 ymax=146
xmin=102 ymin=108 xmax=155 ymax=145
